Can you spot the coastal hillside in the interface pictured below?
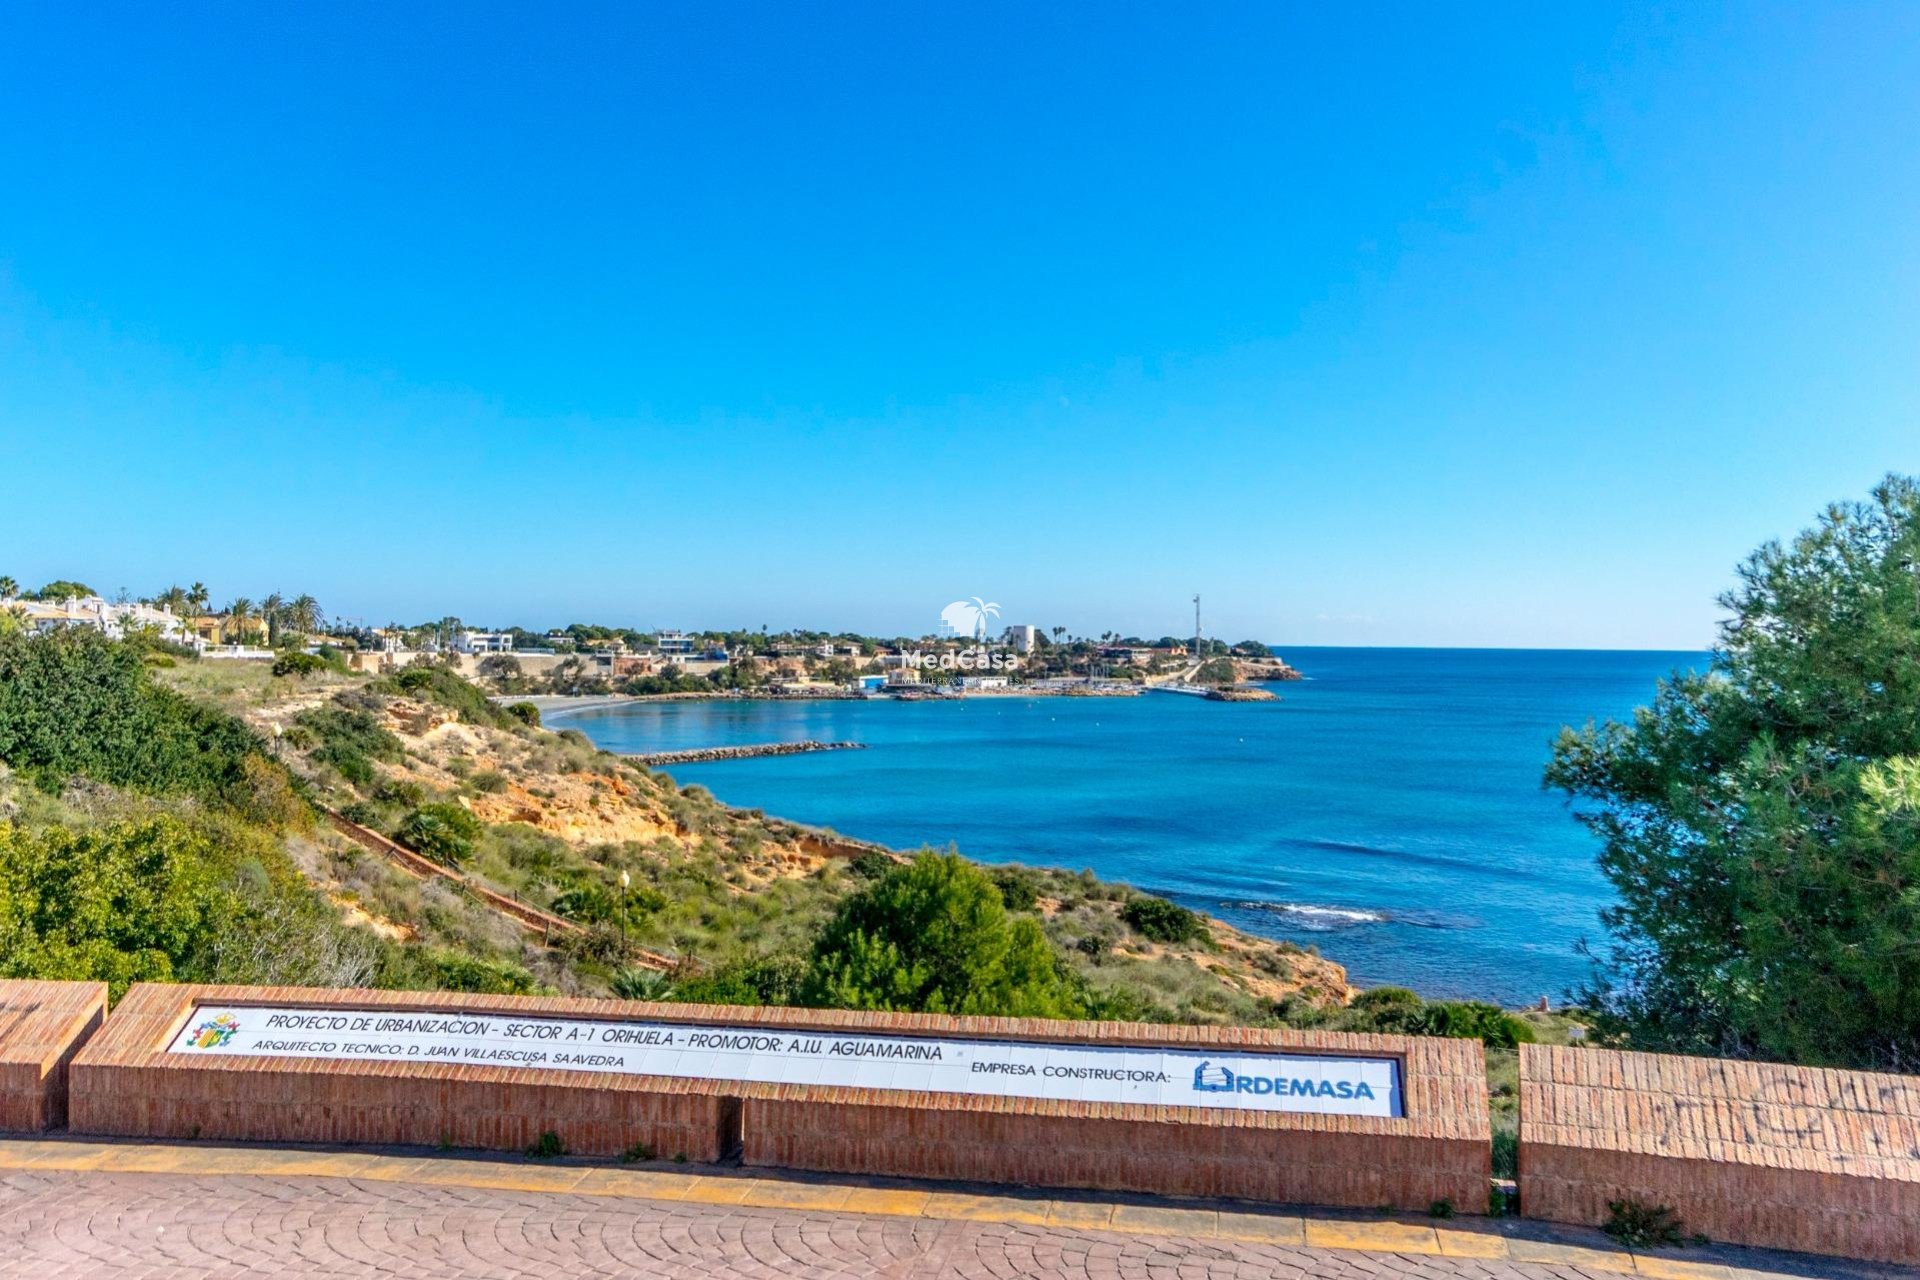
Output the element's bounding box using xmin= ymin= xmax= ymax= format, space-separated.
xmin=0 ymin=630 xmax=1356 ymax=1026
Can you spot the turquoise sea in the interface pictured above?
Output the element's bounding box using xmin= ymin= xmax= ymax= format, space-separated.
xmin=559 ymin=648 xmax=1704 ymax=1005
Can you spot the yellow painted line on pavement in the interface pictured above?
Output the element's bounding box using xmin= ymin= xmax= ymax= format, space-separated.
xmin=1044 ymin=1200 xmax=1116 ymax=1231
xmin=922 ymin=1191 xmax=1053 ymax=1226
xmin=1633 ymin=1258 xmax=1734 ymax=1280
xmin=1110 ymin=1204 xmax=1220 ymax=1238
xmin=573 ymin=1168 xmax=699 ymax=1200
xmin=1508 ymin=1237 xmax=1639 ymax=1273
xmin=1435 ymin=1228 xmax=1511 ymax=1259
xmin=839 ymin=1186 xmax=933 ymax=1217
xmin=0 ymin=1139 xmax=1752 ymax=1280
xmin=1305 ymin=1219 xmax=1443 ymax=1254
xmin=1216 ymin=1210 xmax=1306 ymax=1245
xmin=738 ymin=1180 xmax=853 ymax=1211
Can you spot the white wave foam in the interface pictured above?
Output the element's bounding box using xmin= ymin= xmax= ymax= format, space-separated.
xmin=1227 ymin=901 xmax=1390 ymax=931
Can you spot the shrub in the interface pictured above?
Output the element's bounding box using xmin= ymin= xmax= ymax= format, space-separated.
xmin=1120 ymin=895 xmax=1207 ymax=945
xmin=470 ymin=770 xmax=508 ymax=795
xmin=848 ymin=850 xmax=894 ymax=881
xmin=396 ymin=803 xmax=484 ymax=866
xmin=671 ymin=953 xmax=808 ymax=1007
xmin=374 ymin=665 xmax=513 ymax=729
xmin=426 ymin=950 xmax=539 ymax=995
xmin=1603 ymin=1199 xmax=1687 ymax=1249
xmin=525 ymin=1131 xmax=567 ymax=1159
xmin=619 ymin=1141 xmax=655 ymax=1163
xmin=373 ymin=778 xmax=427 ymax=809
xmin=801 ymin=853 xmax=1083 ymax=1018
xmin=504 ymin=702 xmax=541 ymax=727
xmin=0 ymin=629 xmax=270 ymax=807
xmin=1414 ymin=1001 xmax=1538 ymax=1048
xmin=0 ymin=816 xmax=368 ymax=998
xmin=610 ymin=968 xmax=671 ymax=1001
xmin=296 ymin=703 xmax=404 ymax=788
xmin=990 ymin=867 xmax=1039 ymax=911
xmin=271 ymin=651 xmax=343 ymax=678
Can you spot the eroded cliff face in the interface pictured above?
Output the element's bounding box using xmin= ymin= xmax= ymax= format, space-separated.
xmin=250 ymin=679 xmax=1352 ymax=1015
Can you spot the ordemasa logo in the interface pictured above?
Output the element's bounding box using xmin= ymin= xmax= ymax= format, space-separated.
xmin=1190 ymin=1060 xmax=1377 ymax=1101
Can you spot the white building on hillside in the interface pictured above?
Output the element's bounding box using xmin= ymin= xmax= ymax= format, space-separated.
xmin=13 ymin=596 xmax=190 ymax=643
xmin=454 ymin=630 xmax=516 ymax=654
xmin=1003 ymin=624 xmax=1039 ymax=654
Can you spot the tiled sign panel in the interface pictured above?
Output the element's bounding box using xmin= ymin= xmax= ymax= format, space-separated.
xmin=170 ymin=1005 xmax=1403 ymax=1118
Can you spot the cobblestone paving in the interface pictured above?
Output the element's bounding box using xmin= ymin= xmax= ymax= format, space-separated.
xmin=0 ymin=1168 xmax=1631 ymax=1280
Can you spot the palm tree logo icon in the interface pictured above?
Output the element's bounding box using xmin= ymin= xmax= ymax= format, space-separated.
xmin=940 ymin=597 xmax=1001 ymax=641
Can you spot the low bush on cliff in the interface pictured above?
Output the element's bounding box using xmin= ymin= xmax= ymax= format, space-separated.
xmin=800 ymin=853 xmax=1084 ymax=1018
xmin=373 ymin=663 xmax=520 ymax=731
xmin=1121 ymin=894 xmax=1207 ymax=945
xmin=294 ymin=703 xmax=404 ymax=788
xmin=1279 ymin=985 xmax=1538 ymax=1047
xmin=396 ymin=802 xmax=484 ymax=866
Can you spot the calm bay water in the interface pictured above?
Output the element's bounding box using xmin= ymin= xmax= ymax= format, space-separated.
xmin=559 ymin=648 xmax=1702 ymax=1005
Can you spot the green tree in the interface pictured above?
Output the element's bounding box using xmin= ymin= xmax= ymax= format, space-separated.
xmin=26 ymin=580 xmax=93 ymax=602
xmin=226 ymin=597 xmax=255 ymax=644
xmin=260 ymin=593 xmax=287 ymax=645
xmin=0 ymin=577 xmax=17 ymax=601
xmin=288 ymin=594 xmax=322 ymax=635
xmin=0 ymin=819 xmax=231 ymax=997
xmin=1547 ymin=475 xmax=1920 ymax=1069
xmin=801 ymin=852 xmax=1083 ymax=1018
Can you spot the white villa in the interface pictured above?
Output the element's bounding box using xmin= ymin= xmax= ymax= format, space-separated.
xmin=9 ymin=595 xmax=192 ymax=643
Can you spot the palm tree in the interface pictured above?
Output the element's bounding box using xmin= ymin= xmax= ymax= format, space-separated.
xmin=187 ymin=582 xmax=209 ymax=618
xmin=227 ymin=598 xmax=255 ymax=646
xmin=261 ymin=593 xmax=286 ymax=645
xmin=289 ymin=594 xmax=322 ymax=635
xmin=0 ymin=577 xmax=15 ymax=601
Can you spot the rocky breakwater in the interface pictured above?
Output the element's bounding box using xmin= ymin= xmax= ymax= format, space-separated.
xmin=628 ymin=741 xmax=867 ymax=766
xmin=1232 ymin=657 xmax=1303 ymax=681
xmin=1207 ymin=685 xmax=1280 ymax=702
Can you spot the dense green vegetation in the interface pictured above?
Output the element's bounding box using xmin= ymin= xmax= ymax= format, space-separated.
xmin=800 ymin=853 xmax=1084 ymax=1017
xmin=1120 ymin=894 xmax=1207 ymax=944
xmin=1549 ymin=475 xmax=1920 ymax=1070
xmin=396 ymin=802 xmax=484 ymax=866
xmin=0 ymin=629 xmax=280 ymax=813
xmin=0 ymin=816 xmax=371 ymax=999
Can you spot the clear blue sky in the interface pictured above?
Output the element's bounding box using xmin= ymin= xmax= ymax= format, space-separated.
xmin=3 ymin=4 xmax=1915 ymax=647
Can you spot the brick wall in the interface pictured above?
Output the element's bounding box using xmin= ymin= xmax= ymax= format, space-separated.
xmin=0 ymin=981 xmax=109 ymax=1133
xmin=65 ymin=984 xmax=1486 ymax=1211
xmin=1520 ymin=1043 xmax=1920 ymax=1264
xmin=743 ymin=1026 xmax=1488 ymax=1212
xmin=68 ymin=985 xmax=738 ymax=1160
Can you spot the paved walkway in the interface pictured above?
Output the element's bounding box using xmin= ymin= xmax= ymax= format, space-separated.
xmin=0 ymin=1139 xmax=1889 ymax=1280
